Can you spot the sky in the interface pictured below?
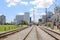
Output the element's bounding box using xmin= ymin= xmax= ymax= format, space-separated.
xmin=0 ymin=0 xmax=60 ymax=23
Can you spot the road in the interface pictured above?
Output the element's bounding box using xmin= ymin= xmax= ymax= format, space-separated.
xmin=0 ymin=26 xmax=60 ymax=40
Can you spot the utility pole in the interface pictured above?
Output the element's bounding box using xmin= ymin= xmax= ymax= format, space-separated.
xmin=33 ymin=1 xmax=40 ymax=25
xmin=51 ymin=0 xmax=57 ymax=29
xmin=33 ymin=6 xmax=35 ymax=24
xmin=45 ymin=8 xmax=47 ymax=26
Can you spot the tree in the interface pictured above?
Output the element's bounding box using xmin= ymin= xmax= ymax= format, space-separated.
xmin=21 ymin=20 xmax=28 ymax=25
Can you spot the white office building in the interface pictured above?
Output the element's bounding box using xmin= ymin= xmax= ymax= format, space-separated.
xmin=24 ymin=12 xmax=30 ymax=24
xmin=14 ymin=15 xmax=24 ymax=25
xmin=14 ymin=12 xmax=30 ymax=25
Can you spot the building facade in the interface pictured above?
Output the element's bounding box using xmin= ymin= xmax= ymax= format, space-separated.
xmin=24 ymin=12 xmax=30 ymax=24
xmin=14 ymin=12 xmax=30 ymax=25
xmin=0 ymin=15 xmax=6 ymax=24
xmin=42 ymin=11 xmax=53 ymax=23
xmin=30 ymin=17 xmax=31 ymax=23
xmin=14 ymin=15 xmax=24 ymax=25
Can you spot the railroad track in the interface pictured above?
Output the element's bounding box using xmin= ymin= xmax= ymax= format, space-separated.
xmin=44 ymin=27 xmax=60 ymax=35
xmin=23 ymin=26 xmax=34 ymax=40
xmin=39 ymin=27 xmax=60 ymax=40
xmin=23 ymin=26 xmax=40 ymax=40
xmin=0 ymin=27 xmax=29 ymax=38
xmin=35 ymin=26 xmax=40 ymax=40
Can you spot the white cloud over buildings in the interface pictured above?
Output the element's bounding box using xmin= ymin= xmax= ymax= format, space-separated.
xmin=30 ymin=0 xmax=54 ymax=8
xmin=6 ymin=0 xmax=28 ymax=7
xmin=18 ymin=12 xmax=24 ymax=15
xmin=20 ymin=1 xmax=28 ymax=5
xmin=6 ymin=0 xmax=54 ymax=8
xmin=6 ymin=0 xmax=20 ymax=7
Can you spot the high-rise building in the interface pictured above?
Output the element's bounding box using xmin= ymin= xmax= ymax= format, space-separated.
xmin=0 ymin=15 xmax=6 ymax=24
xmin=14 ymin=12 xmax=30 ymax=25
xmin=30 ymin=17 xmax=31 ymax=23
xmin=42 ymin=11 xmax=53 ymax=23
xmin=24 ymin=12 xmax=30 ymax=24
xmin=14 ymin=15 xmax=24 ymax=25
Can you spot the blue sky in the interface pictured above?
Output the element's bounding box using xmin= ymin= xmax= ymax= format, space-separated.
xmin=0 ymin=0 xmax=60 ymax=22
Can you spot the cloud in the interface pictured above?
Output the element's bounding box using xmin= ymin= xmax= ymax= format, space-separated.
xmin=30 ymin=12 xmax=46 ymax=22
xmin=29 ymin=7 xmax=37 ymax=12
xmin=30 ymin=13 xmax=33 ymax=17
xmin=30 ymin=0 xmax=54 ymax=8
xmin=7 ymin=2 xmax=16 ymax=7
xmin=6 ymin=0 xmax=20 ymax=3
xmin=18 ymin=12 xmax=24 ymax=15
xmin=6 ymin=0 xmax=28 ymax=7
xmin=0 ymin=14 xmax=2 ymax=16
xmin=30 ymin=8 xmax=45 ymax=16
xmin=32 ymin=12 xmax=46 ymax=16
xmin=20 ymin=1 xmax=28 ymax=5
xmin=30 ymin=12 xmax=41 ymax=22
xmin=6 ymin=0 xmax=20 ymax=7
xmin=30 ymin=12 xmax=46 ymax=18
xmin=29 ymin=8 xmax=34 ymax=12
xmin=40 ymin=12 xmax=46 ymax=15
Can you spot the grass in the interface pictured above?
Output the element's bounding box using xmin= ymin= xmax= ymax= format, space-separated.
xmin=47 ymin=26 xmax=58 ymax=30
xmin=0 ymin=25 xmax=21 ymax=32
xmin=54 ymin=26 xmax=58 ymax=30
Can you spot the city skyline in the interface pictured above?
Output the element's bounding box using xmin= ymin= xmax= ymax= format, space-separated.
xmin=0 ymin=0 xmax=60 ymax=22
xmin=14 ymin=12 xmax=30 ymax=25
